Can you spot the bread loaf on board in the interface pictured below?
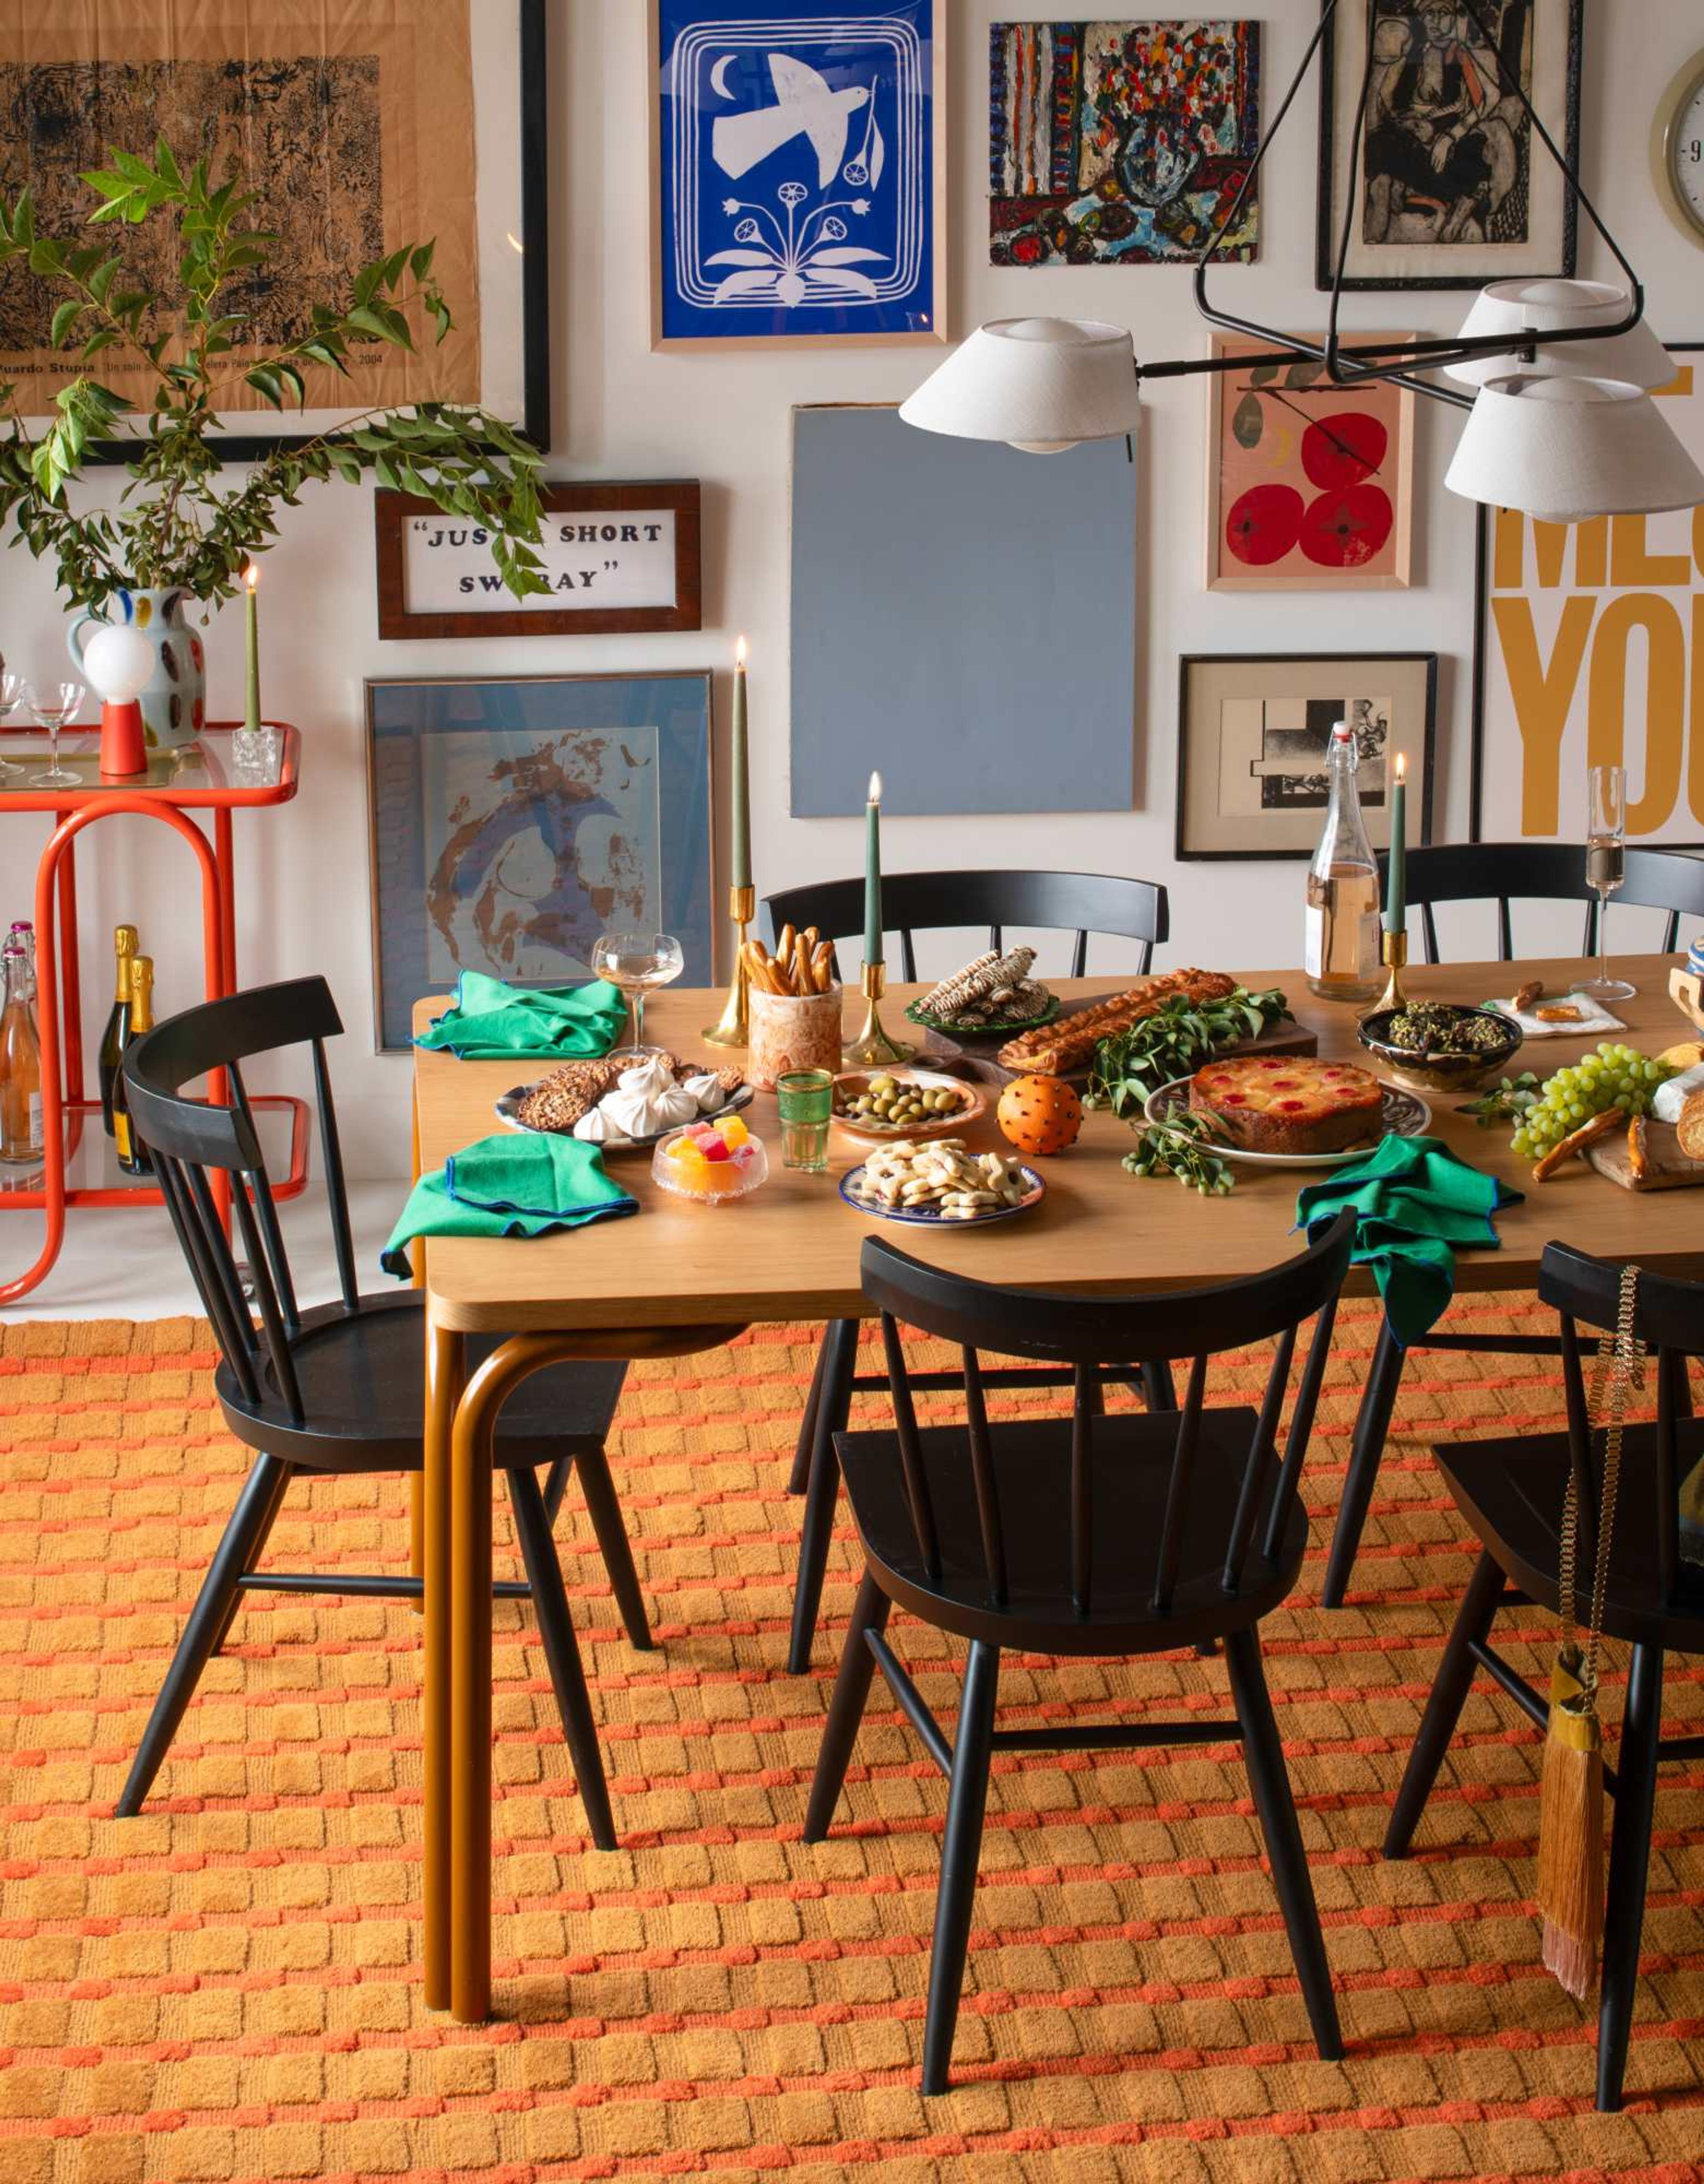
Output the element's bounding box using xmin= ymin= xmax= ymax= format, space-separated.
xmin=996 ymin=969 xmax=1238 ymax=1075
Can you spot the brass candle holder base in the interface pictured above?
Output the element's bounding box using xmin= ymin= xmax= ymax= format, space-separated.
xmin=702 ymin=883 xmax=757 ymax=1047
xmin=842 ymin=960 xmax=915 ymax=1068
xmin=1373 ymin=928 xmax=1410 ymax=1016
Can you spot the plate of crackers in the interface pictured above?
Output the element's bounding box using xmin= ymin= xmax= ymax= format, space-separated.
xmin=496 ymin=1052 xmax=751 ymax=1151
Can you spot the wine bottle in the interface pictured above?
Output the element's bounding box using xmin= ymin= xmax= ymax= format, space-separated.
xmin=98 ymin=924 xmax=139 ymax=1137
xmin=113 ymin=954 xmax=154 ymax=1177
xmin=0 ymin=936 xmax=43 ymax=1166
xmin=1304 ymin=720 xmax=1382 ymax=1003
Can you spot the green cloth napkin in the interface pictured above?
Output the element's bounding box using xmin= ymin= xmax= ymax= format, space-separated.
xmin=1295 ymin=1134 xmax=1523 ymax=1347
xmin=381 ymin=1132 xmax=637 ymax=1276
xmin=414 ymin=972 xmax=628 ymax=1060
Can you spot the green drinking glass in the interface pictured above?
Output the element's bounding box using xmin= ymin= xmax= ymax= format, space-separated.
xmin=776 ymin=1068 xmax=834 ymax=1172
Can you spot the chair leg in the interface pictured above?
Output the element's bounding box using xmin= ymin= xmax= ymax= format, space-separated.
xmin=1322 ymin=1316 xmax=1407 ymax=1609
xmin=1596 ymin=1641 xmax=1665 ymax=2111
xmin=1141 ymin=1361 xmax=1177 ymax=1413
xmin=540 ymin=1452 xmax=572 ymax=1527
xmin=1223 ymin=1625 xmax=1343 ymax=2062
xmin=789 ymin=1329 xmax=829 ymax=1497
xmin=116 ymin=1452 xmax=293 ymax=1818
xmin=208 ymin=1455 xmax=295 ymax=1657
xmin=922 ymin=1639 xmax=1001 ymax=2095
xmin=803 ymin=1570 xmax=892 ymax=1841
xmin=788 ymin=1317 xmax=858 ymax=1674
xmin=505 ymin=1467 xmax=617 ymax=1851
xmin=1384 ymin=1547 xmax=1507 ymax=1859
xmin=571 ymin=1446 xmax=654 ymax=1651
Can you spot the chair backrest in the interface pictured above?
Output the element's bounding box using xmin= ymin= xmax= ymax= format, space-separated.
xmin=761 ymin=869 xmax=1170 ymax=981
xmin=856 ymin=1214 xmax=1354 ymax=1617
xmin=122 ymin=977 xmax=359 ymax=1422
xmin=1375 ymin=842 xmax=1596 ymax=964
xmin=1618 ymin=846 xmax=1704 ymax=956
xmin=1539 ymin=1242 xmax=1704 ymax=1617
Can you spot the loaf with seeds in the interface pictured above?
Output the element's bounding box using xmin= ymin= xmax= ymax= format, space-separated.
xmin=995 ymin=969 xmax=1238 ymax=1075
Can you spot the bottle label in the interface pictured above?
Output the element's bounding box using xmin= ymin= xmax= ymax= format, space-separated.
xmin=1304 ymin=903 xmax=1323 ymax=978
xmin=27 ymin=1091 xmax=42 ymax=1153
xmin=114 ymin=1112 xmax=131 ymax=1161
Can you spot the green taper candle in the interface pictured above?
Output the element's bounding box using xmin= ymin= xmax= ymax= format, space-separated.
xmin=864 ymin=770 xmax=883 ymax=965
xmin=1384 ymin=752 xmax=1407 ymax=932
xmin=730 ymin=636 xmax=750 ymax=889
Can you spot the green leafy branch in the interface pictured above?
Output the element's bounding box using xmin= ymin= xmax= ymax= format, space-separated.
xmin=1084 ymin=987 xmax=1293 ymax=1120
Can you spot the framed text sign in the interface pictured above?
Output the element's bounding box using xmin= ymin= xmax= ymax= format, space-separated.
xmin=374 ymin=483 xmax=702 ymax=638
xmin=1471 ymin=346 xmax=1703 ymax=841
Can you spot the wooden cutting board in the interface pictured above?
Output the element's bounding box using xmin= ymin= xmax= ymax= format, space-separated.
xmin=919 ymin=998 xmax=1317 ymax=1089
xmin=1587 ymin=1116 xmax=1704 ymax=1191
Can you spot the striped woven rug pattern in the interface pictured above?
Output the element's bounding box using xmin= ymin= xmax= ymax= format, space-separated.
xmin=3 ymin=1303 xmax=1704 ymax=2184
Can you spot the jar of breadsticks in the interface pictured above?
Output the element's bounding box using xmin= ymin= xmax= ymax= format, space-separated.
xmin=744 ymin=925 xmax=843 ymax=1090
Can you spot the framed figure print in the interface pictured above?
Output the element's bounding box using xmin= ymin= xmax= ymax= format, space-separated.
xmin=1471 ymin=345 xmax=1704 ymax=843
xmin=1317 ymin=0 xmax=1582 ymax=291
xmin=0 ymin=0 xmax=550 ymax=461
xmin=1177 ymin=652 xmax=1436 ymax=860
xmin=1204 ymin=333 xmax=1416 ymax=589
xmin=365 ymin=673 xmax=714 ymax=1051
xmin=651 ymin=0 xmax=945 ymax=348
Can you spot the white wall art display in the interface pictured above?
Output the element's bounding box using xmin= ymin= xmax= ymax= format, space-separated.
xmin=1472 ymin=347 xmax=1704 ymax=841
xmin=650 ymin=0 xmax=945 ymax=347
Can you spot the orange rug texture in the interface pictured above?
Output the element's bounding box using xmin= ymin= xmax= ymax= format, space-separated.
xmin=3 ymin=1304 xmax=1704 ymax=2184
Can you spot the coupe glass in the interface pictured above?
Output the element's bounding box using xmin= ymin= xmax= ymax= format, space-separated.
xmin=593 ymin=930 xmax=685 ymax=1058
xmin=0 ymin=668 xmax=24 ymax=779
xmin=28 ymin=679 xmax=85 ymax=788
xmin=1582 ymin=763 xmax=1635 ymax=1001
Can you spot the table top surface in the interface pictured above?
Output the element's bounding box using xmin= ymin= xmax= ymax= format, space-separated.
xmin=412 ymin=956 xmax=1704 ymax=1334
xmin=0 ymin=722 xmax=300 ymax=809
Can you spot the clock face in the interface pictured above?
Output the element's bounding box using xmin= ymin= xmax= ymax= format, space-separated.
xmin=1668 ymin=65 xmax=1704 ymax=238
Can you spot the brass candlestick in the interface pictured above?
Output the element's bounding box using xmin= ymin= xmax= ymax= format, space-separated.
xmin=702 ymin=883 xmax=757 ymax=1047
xmin=1373 ymin=926 xmax=1410 ymax=1016
xmin=843 ymin=960 xmax=915 ymax=1068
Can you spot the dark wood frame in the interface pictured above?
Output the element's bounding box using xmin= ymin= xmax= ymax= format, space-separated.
xmin=1315 ymin=0 xmax=1583 ymax=293
xmin=374 ymin=482 xmax=702 ymax=638
xmin=1469 ymin=342 xmax=1703 ymax=842
xmin=67 ymin=0 xmax=551 ymax=465
xmin=1175 ymin=650 xmax=1439 ymax=862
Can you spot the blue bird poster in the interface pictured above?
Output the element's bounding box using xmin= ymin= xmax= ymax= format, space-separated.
xmin=652 ymin=1 xmax=944 ymax=346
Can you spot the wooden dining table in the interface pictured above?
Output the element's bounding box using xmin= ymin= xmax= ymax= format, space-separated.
xmin=410 ymin=955 xmax=1704 ymax=2021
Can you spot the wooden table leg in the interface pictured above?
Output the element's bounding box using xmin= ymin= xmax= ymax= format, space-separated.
xmin=409 ymin=1092 xmax=426 ymax=1616
xmin=422 ymin=1316 xmax=463 ymax=2012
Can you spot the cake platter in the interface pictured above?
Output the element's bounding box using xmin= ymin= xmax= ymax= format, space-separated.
xmin=1143 ymin=1077 xmax=1431 ymax=1169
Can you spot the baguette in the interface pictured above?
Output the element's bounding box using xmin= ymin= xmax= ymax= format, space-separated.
xmin=1531 ymin=1105 xmax=1623 ymax=1182
xmin=997 ymin=968 xmax=1239 ymax=1075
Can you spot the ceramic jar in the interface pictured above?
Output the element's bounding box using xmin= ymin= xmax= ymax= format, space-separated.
xmin=67 ymin=586 xmax=205 ymax=752
xmin=746 ymin=984 xmax=844 ymax=1090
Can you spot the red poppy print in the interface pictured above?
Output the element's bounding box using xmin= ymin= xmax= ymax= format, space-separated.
xmin=1299 ymin=484 xmax=1395 ymax=569
xmin=1301 ymin=413 xmax=1388 ymax=491
xmin=1224 ymin=483 xmax=1305 ymax=566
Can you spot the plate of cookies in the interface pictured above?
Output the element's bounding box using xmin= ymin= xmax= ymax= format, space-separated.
xmin=497 ymin=1051 xmax=752 ymax=1152
xmin=840 ymin=1137 xmax=1045 ymax=1225
xmin=1144 ymin=1055 xmax=1429 ymax=1169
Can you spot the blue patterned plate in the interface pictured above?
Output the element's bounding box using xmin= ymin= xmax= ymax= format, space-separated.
xmin=839 ymin=1158 xmax=1046 ymax=1226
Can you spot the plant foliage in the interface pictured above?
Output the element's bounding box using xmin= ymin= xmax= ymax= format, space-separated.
xmin=1084 ymin=986 xmax=1293 ymax=1119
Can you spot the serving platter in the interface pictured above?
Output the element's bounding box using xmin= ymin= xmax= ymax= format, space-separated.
xmin=496 ymin=1078 xmax=753 ymax=1152
xmin=839 ymin=1159 xmax=1046 ymax=1227
xmin=922 ymin=992 xmax=1318 ymax=1088
xmin=1143 ymin=1076 xmax=1431 ymax=1169
xmin=904 ymin=991 xmax=1061 ymax=1038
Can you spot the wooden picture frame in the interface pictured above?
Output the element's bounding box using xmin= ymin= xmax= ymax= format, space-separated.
xmin=374 ymin=483 xmax=702 ymax=638
xmin=648 ymin=0 xmax=947 ymax=350
xmin=1176 ymin=651 xmax=1437 ymax=862
xmin=1203 ymin=332 xmax=1416 ymax=591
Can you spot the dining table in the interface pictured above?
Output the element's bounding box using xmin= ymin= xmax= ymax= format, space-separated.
xmin=409 ymin=954 xmax=1704 ymax=2022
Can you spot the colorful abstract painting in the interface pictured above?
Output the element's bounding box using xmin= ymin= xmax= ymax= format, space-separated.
xmin=989 ymin=19 xmax=1259 ymax=266
xmin=1204 ymin=334 xmax=1416 ymax=591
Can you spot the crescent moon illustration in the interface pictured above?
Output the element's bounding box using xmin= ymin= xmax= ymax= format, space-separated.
xmin=710 ymin=53 xmax=735 ymax=98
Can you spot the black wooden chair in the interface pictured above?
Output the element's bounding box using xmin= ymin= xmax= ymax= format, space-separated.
xmin=759 ymin=869 xmax=1173 ymax=1672
xmin=1384 ymin=1243 xmax=1704 ymax=2111
xmin=805 ymin=1220 xmax=1356 ymax=2093
xmin=1327 ymin=843 xmax=1704 ymax=1607
xmin=114 ymin=976 xmax=651 ymax=1848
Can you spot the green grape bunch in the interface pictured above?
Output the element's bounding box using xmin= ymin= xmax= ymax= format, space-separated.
xmin=1509 ymin=1043 xmax=1676 ymax=1161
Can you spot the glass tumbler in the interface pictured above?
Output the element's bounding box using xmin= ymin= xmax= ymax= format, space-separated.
xmin=776 ymin=1068 xmax=834 ymax=1172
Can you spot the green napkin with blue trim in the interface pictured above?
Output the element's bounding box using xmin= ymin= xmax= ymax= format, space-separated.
xmin=414 ymin=972 xmax=627 ymax=1060
xmin=1294 ymin=1134 xmax=1522 ymax=1346
xmin=381 ymin=1132 xmax=637 ymax=1275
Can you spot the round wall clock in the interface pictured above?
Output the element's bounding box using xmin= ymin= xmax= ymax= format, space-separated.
xmin=1652 ymin=50 xmax=1704 ymax=247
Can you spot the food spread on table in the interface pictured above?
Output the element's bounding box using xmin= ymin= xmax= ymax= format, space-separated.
xmin=652 ymin=1114 xmax=768 ymax=1201
xmin=743 ymin=923 xmax=836 ymax=996
xmin=1084 ymin=983 xmax=1292 ymax=1117
xmin=905 ymin=946 xmax=1057 ymax=1034
xmin=515 ymin=1053 xmax=744 ymax=1141
xmin=843 ymin=1137 xmax=1037 ymax=1221
xmin=1190 ymin=1055 xmax=1385 ymax=1157
xmin=997 ymin=968 xmax=1239 ymax=1075
xmin=1503 ymin=1044 xmax=1678 ymax=1181
xmin=833 ymin=1069 xmax=978 ymax=1135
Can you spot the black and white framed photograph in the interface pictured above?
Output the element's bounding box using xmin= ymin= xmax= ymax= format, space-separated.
xmin=1316 ymin=0 xmax=1582 ymax=291
xmin=1176 ymin=651 xmax=1437 ymax=860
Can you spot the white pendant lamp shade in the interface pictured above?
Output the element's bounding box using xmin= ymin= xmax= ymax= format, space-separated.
xmin=898 ymin=316 xmax=1141 ymax=453
xmin=1444 ymin=374 xmax=1704 ymax=523
xmin=1444 ymin=279 xmax=1676 ymax=390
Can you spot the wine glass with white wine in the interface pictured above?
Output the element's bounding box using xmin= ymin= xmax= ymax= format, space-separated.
xmin=592 ymin=931 xmax=685 ymax=1059
xmin=1581 ymin=763 xmax=1636 ymax=1002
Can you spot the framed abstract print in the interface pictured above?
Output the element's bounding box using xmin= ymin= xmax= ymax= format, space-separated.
xmin=1470 ymin=345 xmax=1704 ymax=844
xmin=0 ymin=0 xmax=550 ymax=460
xmin=990 ymin=19 xmax=1261 ymax=265
xmin=1317 ymin=0 xmax=1582 ymax=291
xmin=1176 ymin=652 xmax=1437 ymax=861
xmin=1204 ymin=333 xmax=1416 ymax=590
xmin=365 ymin=673 xmax=714 ymax=1052
xmin=651 ymin=0 xmax=946 ymax=348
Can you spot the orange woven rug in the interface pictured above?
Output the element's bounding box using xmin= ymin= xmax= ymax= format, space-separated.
xmin=3 ymin=1303 xmax=1704 ymax=2184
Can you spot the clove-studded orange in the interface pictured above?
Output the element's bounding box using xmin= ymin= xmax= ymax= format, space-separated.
xmin=996 ymin=1071 xmax=1083 ymax=1156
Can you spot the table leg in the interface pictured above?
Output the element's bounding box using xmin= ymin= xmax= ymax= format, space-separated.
xmin=213 ymin=807 xmax=237 ymax=994
xmin=1321 ymin=1314 xmax=1407 ymax=1609
xmin=55 ymin=821 xmax=84 ymax=1103
xmin=422 ymin=1317 xmax=463 ymax=2011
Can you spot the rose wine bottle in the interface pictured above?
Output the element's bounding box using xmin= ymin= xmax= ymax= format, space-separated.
xmin=1304 ymin=720 xmax=1382 ymax=1003
xmin=0 ymin=935 xmax=43 ymax=1165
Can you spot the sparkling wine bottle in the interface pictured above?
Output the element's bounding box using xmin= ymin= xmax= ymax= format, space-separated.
xmin=112 ymin=954 xmax=155 ymax=1177
xmin=98 ymin=924 xmax=138 ymax=1138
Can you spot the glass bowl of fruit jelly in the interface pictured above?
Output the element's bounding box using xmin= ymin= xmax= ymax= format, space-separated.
xmin=651 ymin=1114 xmax=769 ymax=1203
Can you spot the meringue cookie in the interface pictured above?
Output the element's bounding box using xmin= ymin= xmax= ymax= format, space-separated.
xmin=572 ymin=1104 xmax=615 ymax=1143
xmin=681 ymin=1070 xmax=728 ymax=1113
xmin=600 ymin=1054 xmax=698 ymax=1138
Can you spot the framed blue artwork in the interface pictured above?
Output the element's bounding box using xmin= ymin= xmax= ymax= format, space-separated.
xmin=650 ymin=1 xmax=946 ymax=348
xmin=365 ymin=673 xmax=714 ymax=1051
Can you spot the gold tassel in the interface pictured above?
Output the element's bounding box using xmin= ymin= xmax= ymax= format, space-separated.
xmin=1536 ymin=1645 xmax=1604 ymax=1999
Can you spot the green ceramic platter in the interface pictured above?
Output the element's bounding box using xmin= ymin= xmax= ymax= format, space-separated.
xmin=904 ymin=992 xmax=1062 ymax=1039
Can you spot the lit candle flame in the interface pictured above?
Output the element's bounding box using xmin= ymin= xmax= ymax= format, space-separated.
xmin=1395 ymin=752 xmax=1406 ymax=781
xmin=736 ymin=634 xmax=748 ymax=668
xmin=868 ymin=771 xmax=883 ymax=804
xmin=244 ymin=562 xmax=260 ymax=592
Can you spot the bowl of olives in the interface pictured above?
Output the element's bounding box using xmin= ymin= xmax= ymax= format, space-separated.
xmin=831 ymin=1067 xmax=987 ymax=1142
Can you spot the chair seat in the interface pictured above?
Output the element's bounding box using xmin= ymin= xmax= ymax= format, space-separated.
xmin=217 ymin=1292 xmax=627 ymax=1472
xmin=835 ymin=1406 xmax=1303 ymax=1652
xmin=1436 ymin=1422 xmax=1704 ymax=1649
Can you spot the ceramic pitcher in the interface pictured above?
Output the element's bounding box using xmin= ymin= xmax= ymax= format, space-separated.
xmin=67 ymin=586 xmax=205 ymax=752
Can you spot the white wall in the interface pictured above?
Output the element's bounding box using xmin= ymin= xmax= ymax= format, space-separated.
xmin=1 ymin=0 xmax=1700 ymax=1220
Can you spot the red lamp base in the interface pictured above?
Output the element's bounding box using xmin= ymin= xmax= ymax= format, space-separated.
xmin=99 ymin=700 xmax=146 ymax=778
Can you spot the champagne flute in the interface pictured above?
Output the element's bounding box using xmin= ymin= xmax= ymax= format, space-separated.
xmin=593 ymin=931 xmax=685 ymax=1059
xmin=1582 ymin=763 xmax=1636 ymax=1002
xmin=0 ymin=668 xmax=24 ymax=779
xmin=28 ymin=679 xmax=85 ymax=788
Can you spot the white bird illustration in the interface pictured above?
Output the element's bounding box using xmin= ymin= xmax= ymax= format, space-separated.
xmin=711 ymin=54 xmax=869 ymax=189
